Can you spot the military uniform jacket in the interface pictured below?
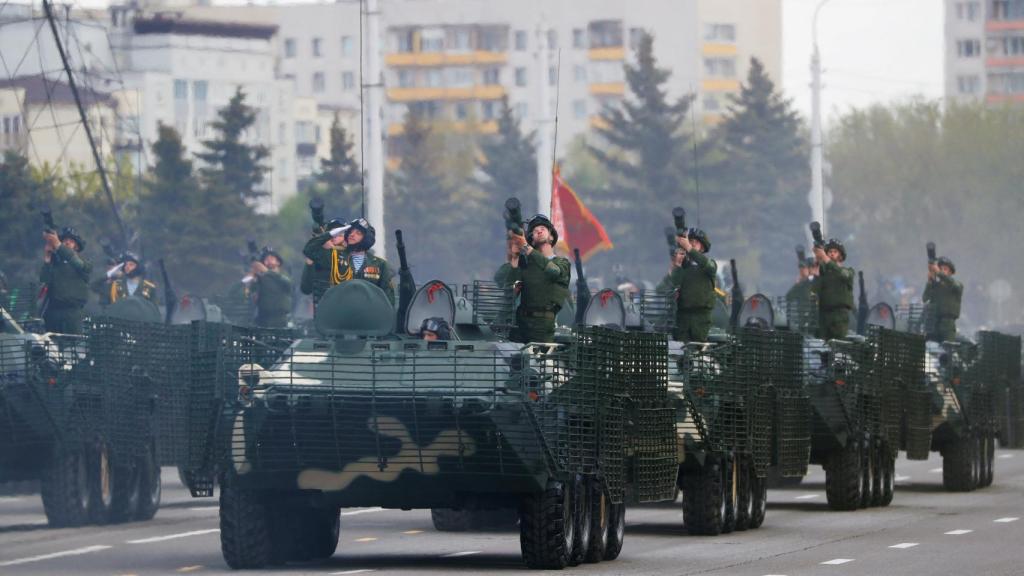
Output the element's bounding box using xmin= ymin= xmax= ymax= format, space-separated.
xmin=818 ymin=261 xmax=854 ymax=311
xmin=494 ymin=262 xmax=519 ymax=288
xmin=110 ymin=277 xmax=159 ymax=305
xmin=254 ymin=270 xmax=293 ymax=317
xmin=303 ymin=232 xmax=395 ymax=304
xmin=669 ymin=249 xmax=717 ymax=311
xmin=786 ymin=278 xmax=817 ymax=303
xmin=39 ymin=245 xmax=92 ymax=307
xmin=923 ymin=273 xmax=963 ymax=319
xmin=517 ymin=249 xmax=570 ymax=313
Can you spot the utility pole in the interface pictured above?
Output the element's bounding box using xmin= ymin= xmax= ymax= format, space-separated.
xmin=535 ymin=23 xmax=553 ymax=215
xmin=809 ymin=0 xmax=833 ymax=232
xmin=365 ymin=0 xmax=386 ymax=254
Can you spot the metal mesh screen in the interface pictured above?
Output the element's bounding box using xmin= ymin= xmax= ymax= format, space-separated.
xmin=639 ymin=291 xmax=674 ymax=332
xmin=466 ymin=281 xmax=515 ymax=337
xmin=776 ymin=296 xmax=818 ymax=337
xmin=871 ymin=327 xmax=927 ymax=458
xmin=3 ymin=283 xmax=39 ymax=324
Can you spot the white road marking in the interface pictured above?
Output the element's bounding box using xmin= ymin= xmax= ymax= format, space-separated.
xmin=0 ymin=545 xmax=113 ymax=567
xmin=402 ymin=530 xmax=424 ymax=535
xmin=894 ymin=475 xmax=911 ymax=482
xmin=127 ymin=528 xmax=220 ymax=544
xmin=944 ymin=529 xmax=973 ymax=535
xmin=0 ymin=496 xmax=22 ymax=503
xmin=330 ymin=570 xmax=376 ymax=575
xmin=998 ymin=454 xmax=1013 ymax=459
xmin=354 ymin=537 xmax=378 ymax=543
xmin=889 ymin=542 xmax=919 ymax=549
xmin=341 ymin=507 xmax=385 ymax=516
xmin=177 ymin=566 xmax=202 ymax=573
xmin=820 ymin=558 xmax=855 ymax=565
xmin=794 ymin=494 xmax=819 ymax=500
xmin=928 ymin=468 xmax=943 ymax=474
xmin=442 ymin=551 xmax=481 ymax=558
xmin=995 ymin=517 xmax=1019 ymax=523
xmin=188 ymin=506 xmax=219 ymax=512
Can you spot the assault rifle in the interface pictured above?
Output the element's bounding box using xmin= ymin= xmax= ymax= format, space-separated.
xmin=573 ymin=248 xmax=590 ymax=326
xmin=395 ymin=230 xmax=416 ymax=330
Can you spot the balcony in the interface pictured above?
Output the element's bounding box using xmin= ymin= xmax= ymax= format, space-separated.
xmin=385 ymin=51 xmax=508 ymax=68
xmin=986 ymin=56 xmax=1024 ymax=67
xmin=702 ymin=79 xmax=741 ymax=92
xmin=589 ymin=82 xmax=626 ymax=96
xmin=386 ymin=85 xmax=506 ymax=103
xmin=987 ymin=20 xmax=1024 ymax=32
xmin=388 ymin=119 xmax=498 ymax=136
xmin=589 ymin=115 xmax=611 ymax=131
xmin=588 ymin=46 xmax=625 ymax=61
xmin=986 ymin=92 xmax=1024 ymax=103
xmin=702 ymin=43 xmax=738 ymax=56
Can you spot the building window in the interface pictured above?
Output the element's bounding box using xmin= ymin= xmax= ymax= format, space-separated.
xmin=573 ymin=28 xmax=585 ymax=49
xmin=479 ymin=27 xmax=507 ymax=52
xmin=312 ymin=72 xmax=325 ymax=93
xmin=174 ymin=79 xmax=188 ymax=99
xmin=398 ymin=69 xmax=416 ymax=88
xmin=704 ymin=23 xmax=737 ymax=42
xmin=514 ymin=102 xmax=528 ymax=120
xmin=482 ymin=100 xmax=497 ymax=120
xmin=704 ymin=95 xmax=721 ymax=111
xmin=572 ymin=99 xmax=586 ymax=119
xmin=448 ymin=67 xmax=473 ymax=87
xmin=421 ymin=28 xmax=445 ymax=52
xmin=588 ymin=20 xmax=623 ymax=48
xmin=956 ymin=38 xmax=981 ymax=57
xmin=574 ymin=65 xmax=587 ymax=83
xmin=515 ymin=67 xmax=528 ymax=87
xmin=955 ymin=2 xmax=981 ymax=21
xmin=341 ymin=35 xmax=354 ymax=57
xmin=629 ymin=28 xmax=644 ymax=51
xmin=449 ymin=28 xmax=471 ymax=52
xmin=990 ymin=71 xmax=1024 ymax=93
xmin=704 ymin=57 xmax=736 ymax=77
xmin=515 ymin=30 xmax=528 ymax=51
xmin=483 ymin=67 xmax=500 ymax=85
xmin=1002 ymin=35 xmax=1024 ymax=55
xmin=312 ymin=37 xmax=323 ymax=57
xmin=284 ymin=38 xmax=296 ymax=58
xmin=343 ymin=71 xmax=356 ymax=91
xmin=957 ymin=75 xmax=980 ymax=94
xmin=425 ymin=69 xmax=443 ymax=88
xmin=547 ymin=29 xmax=558 ymax=50
xmin=993 ymin=1 xmax=1024 ymax=19
xmin=454 ymin=102 xmax=470 ymax=120
xmin=393 ymin=29 xmax=415 ymax=53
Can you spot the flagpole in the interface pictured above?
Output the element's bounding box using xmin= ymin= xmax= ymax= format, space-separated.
xmin=535 ymin=22 xmax=553 ymax=216
xmin=550 ymin=48 xmax=562 ymax=214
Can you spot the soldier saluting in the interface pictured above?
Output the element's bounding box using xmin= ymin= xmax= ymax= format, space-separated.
xmin=811 ymin=223 xmax=854 ymax=340
xmin=507 ymin=214 xmax=571 ymax=344
xmin=923 ymin=248 xmax=962 ymax=342
xmin=39 ymin=226 xmax=92 ymax=334
xmin=303 ymin=217 xmax=394 ymax=305
xmin=95 ymin=251 xmax=159 ymax=305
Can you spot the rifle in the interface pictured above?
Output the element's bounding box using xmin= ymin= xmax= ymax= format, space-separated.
xmin=809 ymin=221 xmax=824 ymax=248
xmin=856 ymin=270 xmax=869 ymax=335
xmin=729 ymin=259 xmax=743 ymax=330
xmin=926 ymin=241 xmax=936 ymax=264
xmin=158 ymin=259 xmax=177 ymax=325
xmin=573 ymin=248 xmax=590 ymax=326
xmin=310 ymin=197 xmax=326 ymax=234
xmin=503 ymin=197 xmax=527 ymax=268
xmin=395 ymin=230 xmax=416 ymax=330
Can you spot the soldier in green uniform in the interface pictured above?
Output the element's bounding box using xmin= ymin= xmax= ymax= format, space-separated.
xmin=494 ymin=237 xmax=521 ymax=288
xmin=814 ymin=238 xmax=854 ymax=341
xmin=39 ymin=227 xmax=92 ymax=334
xmin=923 ymin=256 xmax=962 ymax=342
xmin=656 ymin=248 xmax=686 ymax=294
xmin=303 ymin=218 xmax=394 ymax=306
xmin=668 ymin=228 xmax=717 ymax=342
xmin=299 ymin=218 xmax=344 ymax=302
xmin=507 ymin=215 xmax=571 ymax=344
xmin=250 ymin=247 xmax=293 ymax=328
xmin=93 ymin=252 xmax=160 ymax=306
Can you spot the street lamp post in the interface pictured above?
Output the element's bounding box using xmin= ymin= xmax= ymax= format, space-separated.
xmin=810 ymin=0 xmax=833 ymax=232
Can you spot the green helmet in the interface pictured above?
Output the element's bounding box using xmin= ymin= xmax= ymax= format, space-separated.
xmin=825 ymin=238 xmax=846 ymax=261
xmin=687 ymin=228 xmax=711 ymax=253
xmin=527 ymin=214 xmax=558 ymax=246
xmin=936 ymin=256 xmax=956 ymax=274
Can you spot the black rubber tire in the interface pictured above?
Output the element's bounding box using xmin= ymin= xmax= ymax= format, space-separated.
xmin=109 ymin=461 xmax=141 ymax=524
xmin=722 ymin=455 xmax=737 ymax=534
xmin=135 ymin=446 xmax=162 ymax=521
xmin=683 ymin=456 xmax=726 ymax=535
xmin=981 ymin=433 xmax=995 ymax=488
xmin=584 ymin=480 xmax=608 ymax=563
xmin=734 ymin=457 xmax=753 ymax=532
xmin=220 ymin=486 xmax=273 ymax=569
xmin=520 ymin=480 xmax=574 ymax=569
xmin=859 ymin=442 xmax=873 ymax=509
xmin=40 ymin=447 xmax=91 ymax=528
xmin=879 ymin=453 xmax=895 ymax=507
xmin=568 ymin=476 xmax=592 ymax=566
xmin=825 ymin=442 xmax=863 ymax=511
xmin=749 ymin=474 xmax=767 ymax=529
xmin=86 ymin=441 xmax=115 ymax=525
xmin=942 ymin=435 xmax=975 ymax=492
xmin=298 ymin=507 xmax=341 ymax=560
xmin=869 ymin=444 xmax=884 ymax=507
xmin=430 ymin=508 xmax=473 ymax=532
xmin=971 ymin=434 xmax=982 ymax=489
xmin=603 ymin=501 xmax=626 ymax=561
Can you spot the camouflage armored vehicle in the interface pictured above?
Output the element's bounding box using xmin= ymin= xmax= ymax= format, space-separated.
xmin=185 ymin=279 xmax=677 ymax=570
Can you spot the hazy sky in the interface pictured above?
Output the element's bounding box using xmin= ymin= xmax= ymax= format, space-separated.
xmin=782 ymin=0 xmax=945 ymax=122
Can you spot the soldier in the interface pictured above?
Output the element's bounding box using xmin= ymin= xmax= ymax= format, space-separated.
xmin=250 ymin=247 xmax=293 ymax=329
xmin=39 ymin=227 xmax=92 ymax=334
xmin=303 ymin=217 xmax=394 ymax=305
xmin=656 ymin=248 xmax=686 ymax=294
xmin=669 ymin=228 xmax=717 ymax=342
xmin=786 ymin=259 xmax=811 ymax=300
xmin=493 ymin=236 xmax=521 ymax=288
xmin=507 ymin=214 xmax=571 ymax=344
xmin=419 ymin=317 xmax=452 ymax=341
xmin=813 ymin=238 xmax=854 ymax=340
xmin=95 ymin=252 xmax=160 ymax=306
xmin=923 ymin=256 xmax=962 ymax=342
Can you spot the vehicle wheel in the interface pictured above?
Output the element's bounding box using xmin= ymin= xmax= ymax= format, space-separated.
xmin=942 ymin=435 xmax=975 ymax=492
xmin=87 ymin=441 xmax=115 ymax=524
xmin=749 ymin=473 xmax=767 ymax=529
xmin=220 ymin=486 xmax=273 ymax=569
xmin=109 ymin=460 xmax=141 ymax=523
xmin=825 ymin=441 xmax=862 ymax=511
xmin=869 ymin=444 xmax=885 ymax=507
xmin=683 ymin=456 xmax=725 ymax=535
xmin=520 ymin=479 xmax=574 ymax=569
xmin=879 ymin=452 xmax=895 ymax=507
xmin=40 ymin=447 xmax=91 ymax=528
xmin=970 ymin=434 xmax=982 ymax=489
xmin=297 ymin=507 xmax=340 ymax=560
xmin=722 ymin=454 xmax=737 ymax=534
xmin=603 ymin=501 xmax=626 ymax=561
xmin=430 ymin=508 xmax=473 ymax=532
xmin=859 ymin=441 xmax=874 ymax=509
xmin=584 ymin=480 xmax=608 ymax=563
xmin=135 ymin=445 xmax=162 ymax=521
xmin=734 ymin=457 xmax=753 ymax=532
xmin=568 ymin=475 xmax=592 ymax=566
xmin=981 ymin=433 xmax=995 ymax=488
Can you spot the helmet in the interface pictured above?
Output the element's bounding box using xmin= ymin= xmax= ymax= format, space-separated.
xmin=526 ymin=214 xmax=558 ymax=246
xmin=687 ymin=228 xmax=711 ymax=253
xmin=345 ymin=217 xmax=376 ymax=251
xmin=259 ymin=246 xmax=283 ymax=265
xmin=936 ymin=256 xmax=956 ymax=274
xmin=58 ymin=227 xmax=86 ymax=252
xmin=419 ymin=317 xmax=451 ymax=340
xmin=120 ymin=251 xmax=145 ymax=277
xmin=825 ymin=238 xmax=846 ymax=261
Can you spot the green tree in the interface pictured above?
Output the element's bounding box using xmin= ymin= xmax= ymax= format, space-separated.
xmin=0 ymin=151 xmax=54 ymax=286
xmin=588 ymin=31 xmax=696 ymax=279
xmin=710 ymin=57 xmax=809 ymax=293
xmin=196 ymin=88 xmax=269 ymax=203
xmin=314 ymin=114 xmax=362 ymax=212
xmin=479 ymin=96 xmax=537 ymax=211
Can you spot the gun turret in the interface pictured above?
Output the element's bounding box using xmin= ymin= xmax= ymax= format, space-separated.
xmin=573 ymin=248 xmax=590 ymax=326
xmin=810 ymin=221 xmax=824 ymax=248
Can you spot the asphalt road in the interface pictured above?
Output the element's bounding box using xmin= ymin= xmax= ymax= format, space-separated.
xmin=1 ymin=450 xmax=1022 ymax=576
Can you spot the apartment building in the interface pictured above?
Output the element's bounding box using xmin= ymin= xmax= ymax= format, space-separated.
xmin=946 ymin=0 xmax=1024 ymax=103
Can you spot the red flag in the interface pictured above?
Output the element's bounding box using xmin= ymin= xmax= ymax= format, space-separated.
xmin=550 ymin=166 xmax=613 ymax=262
